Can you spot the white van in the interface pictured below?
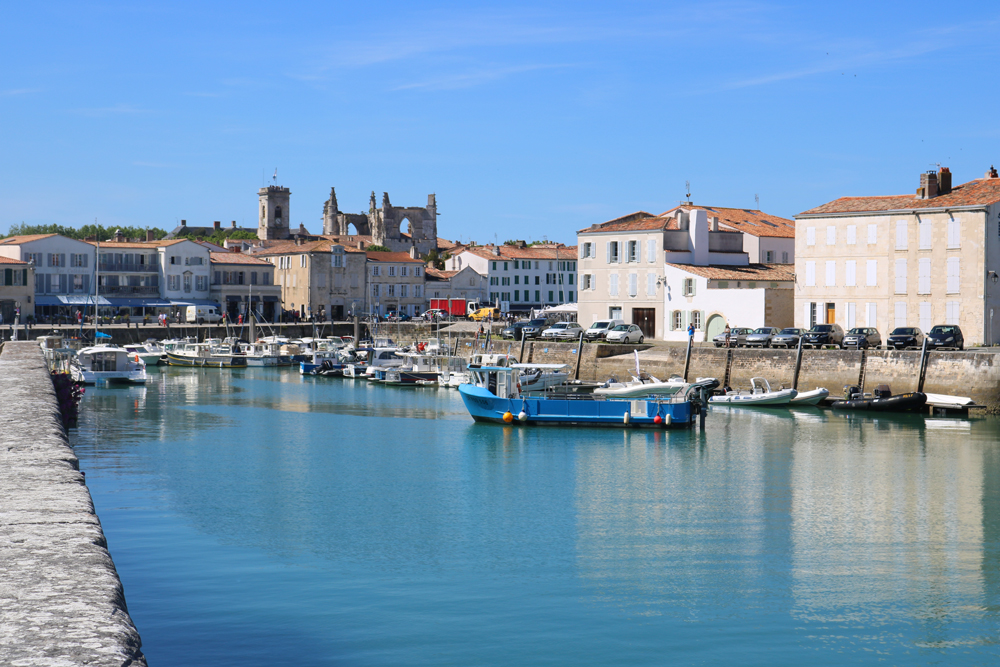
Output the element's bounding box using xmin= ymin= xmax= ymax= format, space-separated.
xmin=186 ymin=305 xmax=222 ymax=324
xmin=583 ymin=319 xmax=625 ymax=342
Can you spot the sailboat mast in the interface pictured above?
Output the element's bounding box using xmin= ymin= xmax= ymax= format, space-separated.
xmin=94 ymin=239 xmax=99 ymax=342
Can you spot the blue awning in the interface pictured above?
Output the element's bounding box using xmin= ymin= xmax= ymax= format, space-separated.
xmin=170 ymin=299 xmax=220 ymax=307
xmin=106 ymin=297 xmax=172 ymax=308
xmin=58 ymin=295 xmax=112 ymax=306
xmin=34 ymin=296 xmax=63 ymax=306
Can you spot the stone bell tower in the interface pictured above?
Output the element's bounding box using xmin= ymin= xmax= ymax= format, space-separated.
xmin=258 ymin=185 xmax=291 ymax=241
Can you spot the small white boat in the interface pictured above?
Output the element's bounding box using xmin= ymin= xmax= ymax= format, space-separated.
xmin=709 ymin=377 xmax=797 ymax=406
xmin=594 ymin=373 xmax=692 ymax=398
xmin=123 ymin=343 xmax=165 ymax=366
xmin=71 ymin=346 xmax=148 ymax=384
xmin=789 ymin=387 xmax=829 ymax=406
xmin=513 ymin=363 xmax=571 ymax=392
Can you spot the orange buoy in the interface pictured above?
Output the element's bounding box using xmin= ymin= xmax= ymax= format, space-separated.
xmin=502 ymin=411 xmax=514 ymax=423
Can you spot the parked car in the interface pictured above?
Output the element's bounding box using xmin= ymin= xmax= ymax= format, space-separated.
xmin=771 ymin=328 xmax=806 ymax=348
xmin=519 ymin=318 xmax=549 ymax=339
xmin=842 ymin=327 xmax=882 ymax=349
xmin=501 ymin=320 xmax=538 ymax=340
xmin=605 ymin=324 xmax=644 ymax=344
xmin=744 ymin=326 xmax=781 ymax=348
xmin=712 ymin=327 xmax=753 ymax=348
xmin=802 ymin=323 xmax=845 ymax=348
xmin=583 ymin=319 xmax=625 ymax=342
xmin=926 ymin=324 xmax=964 ymax=350
xmin=421 ymin=308 xmax=448 ymax=321
xmin=540 ymin=321 xmax=584 ymax=340
xmin=385 ymin=310 xmax=411 ymax=322
xmin=887 ymin=327 xmax=924 ymax=349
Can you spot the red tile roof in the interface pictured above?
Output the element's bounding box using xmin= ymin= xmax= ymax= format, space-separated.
xmin=0 ymin=234 xmax=59 ymax=244
xmin=209 ymin=251 xmax=271 ymax=266
xmin=458 ymin=245 xmax=577 ymax=260
xmin=84 ymin=239 xmax=189 ymax=249
xmin=0 ymin=255 xmax=29 ymax=265
xmin=578 ymin=211 xmax=659 ymax=233
xmin=425 ymin=268 xmax=457 ymax=280
xmin=666 ymin=263 xmax=794 ymax=281
xmin=672 ymin=206 xmax=795 ymax=238
xmin=365 ymin=251 xmax=424 ymax=263
xmin=798 ymin=177 xmax=1000 ymax=216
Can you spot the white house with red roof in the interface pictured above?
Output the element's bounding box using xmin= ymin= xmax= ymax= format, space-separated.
xmin=795 ymin=165 xmax=1000 ymax=345
xmin=443 ymin=242 xmax=578 ymax=312
xmin=577 ymin=207 xmax=795 ymax=341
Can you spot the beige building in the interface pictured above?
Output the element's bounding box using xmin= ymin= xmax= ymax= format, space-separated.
xmin=209 ymin=252 xmax=281 ymax=323
xmin=424 ymin=266 xmax=488 ymax=308
xmin=795 ymin=166 xmax=1000 ymax=345
xmin=255 ymin=239 xmax=367 ymax=320
xmin=0 ymin=256 xmax=35 ymax=323
xmin=367 ymin=250 xmax=426 ymax=318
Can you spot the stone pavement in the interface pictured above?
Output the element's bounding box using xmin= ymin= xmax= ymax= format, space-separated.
xmin=0 ymin=342 xmax=146 ymax=666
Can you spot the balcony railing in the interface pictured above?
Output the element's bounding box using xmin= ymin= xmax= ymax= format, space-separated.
xmin=98 ymin=285 xmax=160 ymax=296
xmin=98 ymin=262 xmax=158 ymax=273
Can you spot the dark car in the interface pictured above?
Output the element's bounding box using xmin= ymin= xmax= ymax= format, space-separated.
xmin=842 ymin=327 xmax=882 ymax=349
xmin=802 ymin=323 xmax=845 ymax=348
xmin=887 ymin=327 xmax=924 ymax=349
xmin=712 ymin=327 xmax=753 ymax=348
xmin=745 ymin=326 xmax=781 ymax=348
xmin=501 ymin=320 xmax=535 ymax=340
xmin=926 ymin=324 xmax=964 ymax=350
xmin=771 ymin=328 xmax=805 ymax=348
xmin=518 ymin=318 xmax=549 ymax=340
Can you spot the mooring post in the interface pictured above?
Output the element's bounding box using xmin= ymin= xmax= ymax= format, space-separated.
xmin=574 ymin=330 xmax=585 ymax=380
xmin=683 ymin=336 xmax=693 ymax=382
xmin=917 ymin=336 xmax=929 ymax=392
xmin=792 ymin=335 xmax=804 ymax=390
xmin=519 ymin=330 xmax=527 ymax=363
xmin=353 ymin=315 xmax=360 ymax=344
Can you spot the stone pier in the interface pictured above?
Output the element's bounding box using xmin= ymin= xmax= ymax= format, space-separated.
xmin=0 ymin=341 xmax=146 ymax=665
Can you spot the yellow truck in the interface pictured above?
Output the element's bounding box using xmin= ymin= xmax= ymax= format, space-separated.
xmin=468 ymin=306 xmax=501 ymax=322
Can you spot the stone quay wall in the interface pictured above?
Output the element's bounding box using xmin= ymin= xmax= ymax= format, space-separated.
xmin=520 ymin=341 xmax=1000 ymax=409
xmin=0 ymin=341 xmax=146 ymax=666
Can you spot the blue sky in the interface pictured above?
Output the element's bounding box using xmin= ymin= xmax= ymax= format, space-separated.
xmin=3 ymin=1 xmax=999 ymax=243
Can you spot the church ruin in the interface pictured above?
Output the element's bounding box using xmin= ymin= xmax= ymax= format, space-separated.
xmin=322 ymin=188 xmax=438 ymax=255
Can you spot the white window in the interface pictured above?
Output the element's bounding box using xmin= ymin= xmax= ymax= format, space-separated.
xmin=846 ymin=225 xmax=856 ymax=245
xmin=683 ymin=278 xmax=696 ymax=296
xmin=300 ymin=255 xmax=307 ymax=268
xmin=918 ymin=258 xmax=931 ymax=294
xmin=918 ymin=219 xmax=932 ymax=249
xmin=895 ymin=220 xmax=907 ymax=250
xmin=400 ymin=284 xmax=408 ymax=297
xmin=866 ymin=260 xmax=877 ymax=286
xmin=894 ymin=259 xmax=907 ymax=294
xmin=805 ymin=261 xmax=816 ymax=287
xmin=919 ymin=302 xmax=932 ymax=332
xmin=196 ymin=275 xmax=207 ymax=291
xmin=628 ymin=273 xmax=637 ymax=296
xmin=609 ymin=274 xmax=619 ymax=296
xmin=647 ymin=273 xmax=656 ymax=296
xmin=332 ymin=253 xmax=343 ymax=268
xmin=627 ymin=240 xmax=638 ymax=263
xmin=947 ymin=218 xmax=960 ymax=248
xmin=866 ymin=302 xmax=877 ymax=328
xmin=372 ymin=284 xmax=380 ymax=298
xmin=607 ymin=242 xmax=620 ymax=263
xmin=947 ymin=257 xmax=960 ymax=294
xmin=946 ymin=301 xmax=960 ymax=325
xmin=372 ymin=266 xmax=380 ymax=276
xmin=415 ymin=267 xmax=421 ymax=277
xmin=826 ymin=226 xmax=836 ymax=246
xmin=867 ymin=223 xmax=877 ymax=245
xmin=806 ymin=227 xmax=816 ymax=246
xmin=389 ymin=266 xmax=396 ymax=277
xmin=581 ymin=274 xmax=592 ymax=290
xmin=670 ymin=311 xmax=682 ymax=330
xmin=647 ymin=239 xmax=656 ymax=263
xmin=825 ymin=260 xmax=835 ymax=287
xmin=168 ymin=275 xmax=179 ymax=291
xmin=387 ymin=284 xmax=395 ymax=296
xmin=765 ymin=250 xmax=774 ymax=263
xmin=401 ymin=267 xmax=407 ymax=277
xmin=692 ymin=311 xmax=702 ymax=330
xmin=847 ymin=302 xmax=856 ymax=329
xmin=414 ymin=285 xmax=422 ymax=298
xmin=845 ymin=260 xmax=856 ymax=286
xmin=895 ymin=301 xmax=907 ymax=328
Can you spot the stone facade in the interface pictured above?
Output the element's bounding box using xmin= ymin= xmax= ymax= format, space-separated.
xmin=258 ymin=185 xmax=292 ymax=241
xmin=321 ymin=188 xmax=438 ymax=256
xmin=255 ymin=239 xmax=368 ymax=320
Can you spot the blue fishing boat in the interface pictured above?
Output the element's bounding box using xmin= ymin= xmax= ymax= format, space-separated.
xmin=458 ymin=365 xmax=714 ymax=428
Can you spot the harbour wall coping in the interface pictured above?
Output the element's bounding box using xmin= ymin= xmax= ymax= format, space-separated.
xmin=0 ymin=341 xmax=146 ymax=666
xmin=520 ymin=341 xmax=1000 ymax=409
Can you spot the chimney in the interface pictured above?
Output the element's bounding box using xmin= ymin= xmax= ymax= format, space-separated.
xmin=938 ymin=167 xmax=952 ymax=194
xmin=917 ymin=170 xmax=939 ymax=199
xmin=145 ymin=229 xmax=155 ymax=242
xmin=180 ymin=219 xmax=187 ymax=227
xmin=214 ymin=220 xmax=221 ymax=231
xmin=357 ymin=240 xmax=365 ymax=250
xmin=231 ymin=220 xmax=237 ymax=228
xmin=987 ymin=165 xmax=999 ymax=179
xmin=709 ymin=216 xmax=719 ymax=232
xmin=295 ymin=237 xmax=303 ymax=246
xmin=114 ymin=229 xmax=124 ymax=243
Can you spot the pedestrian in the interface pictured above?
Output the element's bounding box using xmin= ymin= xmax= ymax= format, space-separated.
xmin=687 ymin=322 xmax=695 ymax=341
xmin=723 ymin=323 xmax=731 ymax=348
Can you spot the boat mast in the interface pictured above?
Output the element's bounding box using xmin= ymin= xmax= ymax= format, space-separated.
xmin=94 ymin=238 xmax=99 ymax=343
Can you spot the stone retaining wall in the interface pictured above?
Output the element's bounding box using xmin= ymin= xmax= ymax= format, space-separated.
xmin=0 ymin=341 xmax=146 ymax=666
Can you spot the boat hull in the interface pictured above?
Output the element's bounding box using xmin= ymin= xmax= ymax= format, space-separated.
xmin=830 ymin=392 xmax=927 ymax=412
xmin=459 ymin=384 xmax=693 ymax=427
xmin=166 ymin=352 xmax=247 ymax=368
xmin=789 ymin=388 xmax=829 ymax=406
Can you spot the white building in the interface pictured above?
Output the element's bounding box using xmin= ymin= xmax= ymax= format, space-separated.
xmin=424 ymin=266 xmax=488 ymax=307
xmin=663 ymin=205 xmax=795 ymax=264
xmin=0 ymin=234 xmax=97 ymax=319
xmin=443 ymin=242 xmax=578 ymax=312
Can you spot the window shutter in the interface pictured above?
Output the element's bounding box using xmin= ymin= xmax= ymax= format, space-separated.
xmin=606 ymin=243 xmax=611 ymax=263
xmin=647 ymin=273 xmax=656 ymax=295
xmin=60 ymin=253 xmax=66 ymax=267
xmin=894 ymin=259 xmax=907 ymax=294
xmin=919 ymin=220 xmax=932 ymax=249
xmin=947 ymin=257 xmax=960 ymax=293
xmin=82 ymin=275 xmax=89 ymax=294
xmin=868 ymin=224 xmax=877 ymax=244
xmin=825 ymin=260 xmax=835 ymax=287
xmin=628 ymin=273 xmax=637 ymax=297
xmin=803 ymin=302 xmax=811 ymax=329
xmin=918 ymin=258 xmax=931 ymax=294
xmin=2 ymin=268 xmax=9 ymax=286
xmin=845 ymin=260 xmax=856 ymax=286
xmin=805 ymin=261 xmax=816 ymax=286
xmin=60 ymin=274 xmax=67 ymax=292
xmin=896 ymin=221 xmax=907 ymax=249
xmin=866 ymin=260 xmax=877 ymax=286
xmin=46 ymin=253 xmax=52 ymax=267
xmin=647 ymin=239 xmax=655 ymax=263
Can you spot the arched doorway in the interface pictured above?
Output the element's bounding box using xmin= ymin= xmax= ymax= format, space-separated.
xmin=706 ymin=314 xmax=726 ymax=341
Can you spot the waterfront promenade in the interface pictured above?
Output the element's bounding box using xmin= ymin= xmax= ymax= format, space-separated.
xmin=0 ymin=341 xmax=145 ymax=666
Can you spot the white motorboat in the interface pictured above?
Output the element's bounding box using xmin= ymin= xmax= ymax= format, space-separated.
xmin=789 ymin=387 xmax=829 ymax=406
xmin=513 ymin=363 xmax=572 ymax=392
xmin=240 ymin=341 xmax=293 ymax=366
xmin=123 ymin=342 xmax=165 ymax=366
xmin=594 ymin=373 xmax=691 ymax=398
xmin=71 ymin=346 xmax=147 ymax=384
xmin=709 ymin=377 xmax=797 ymax=406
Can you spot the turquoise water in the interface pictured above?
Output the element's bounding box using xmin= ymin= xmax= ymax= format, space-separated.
xmin=70 ymin=368 xmax=1000 ymax=665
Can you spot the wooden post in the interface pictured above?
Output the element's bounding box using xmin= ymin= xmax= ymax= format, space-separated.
xmin=683 ymin=336 xmax=693 ymax=382
xmin=917 ymin=337 xmax=929 ymax=393
xmin=574 ymin=330 xmax=585 ymax=380
xmin=792 ymin=335 xmax=804 ymax=390
xmin=519 ymin=329 xmax=527 ymax=363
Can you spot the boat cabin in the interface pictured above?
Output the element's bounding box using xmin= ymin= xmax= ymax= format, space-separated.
xmin=77 ymin=346 xmax=135 ymax=372
xmin=470 ymin=366 xmax=523 ymax=400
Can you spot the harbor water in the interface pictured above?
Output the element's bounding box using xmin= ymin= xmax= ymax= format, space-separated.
xmin=70 ymin=367 xmax=1000 ymax=665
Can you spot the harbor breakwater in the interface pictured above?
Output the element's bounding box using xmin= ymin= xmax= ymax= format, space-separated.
xmin=524 ymin=342 xmax=1000 ymax=410
xmin=0 ymin=342 xmax=146 ymax=666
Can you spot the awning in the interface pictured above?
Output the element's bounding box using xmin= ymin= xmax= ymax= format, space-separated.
xmin=170 ymin=299 xmax=221 ymax=307
xmin=106 ymin=297 xmax=172 ymax=308
xmin=34 ymin=297 xmax=63 ymax=306
xmin=58 ymin=295 xmax=112 ymax=306
xmin=225 ymin=295 xmax=242 ymax=302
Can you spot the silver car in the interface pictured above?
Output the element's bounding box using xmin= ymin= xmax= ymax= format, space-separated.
xmin=744 ymin=327 xmax=780 ymax=348
xmin=605 ymin=324 xmax=644 ymax=344
xmin=540 ymin=322 xmax=584 ymax=340
xmin=771 ymin=328 xmax=805 ymax=348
